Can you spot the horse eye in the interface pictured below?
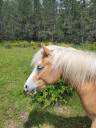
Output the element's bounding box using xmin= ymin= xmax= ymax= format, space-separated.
xmin=37 ymin=65 xmax=44 ymax=71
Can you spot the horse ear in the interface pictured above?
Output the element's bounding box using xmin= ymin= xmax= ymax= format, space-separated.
xmin=42 ymin=46 xmax=50 ymax=57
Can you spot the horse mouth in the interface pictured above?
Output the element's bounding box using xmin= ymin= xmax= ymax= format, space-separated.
xmin=24 ymin=89 xmax=37 ymax=96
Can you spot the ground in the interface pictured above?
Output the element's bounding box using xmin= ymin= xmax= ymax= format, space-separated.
xmin=0 ymin=44 xmax=91 ymax=128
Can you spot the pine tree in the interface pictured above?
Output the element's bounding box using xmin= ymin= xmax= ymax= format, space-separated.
xmin=32 ymin=0 xmax=42 ymax=41
xmin=17 ymin=0 xmax=32 ymax=40
xmin=41 ymin=0 xmax=57 ymax=41
xmin=0 ymin=0 xmax=3 ymax=40
xmin=1 ymin=0 xmax=18 ymax=39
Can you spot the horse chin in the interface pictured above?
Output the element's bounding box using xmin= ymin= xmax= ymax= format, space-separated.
xmin=25 ymin=89 xmax=37 ymax=96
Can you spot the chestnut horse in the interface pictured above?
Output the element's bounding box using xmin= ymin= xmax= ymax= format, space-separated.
xmin=24 ymin=45 xmax=96 ymax=128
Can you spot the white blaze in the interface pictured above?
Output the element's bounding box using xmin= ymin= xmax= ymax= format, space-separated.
xmin=24 ymin=68 xmax=37 ymax=93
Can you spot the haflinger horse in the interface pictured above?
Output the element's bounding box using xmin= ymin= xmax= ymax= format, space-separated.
xmin=24 ymin=45 xmax=96 ymax=128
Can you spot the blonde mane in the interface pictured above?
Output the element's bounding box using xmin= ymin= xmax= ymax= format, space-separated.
xmin=32 ymin=45 xmax=96 ymax=86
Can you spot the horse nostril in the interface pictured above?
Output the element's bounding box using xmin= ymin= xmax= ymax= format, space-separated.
xmin=25 ymin=85 xmax=27 ymax=89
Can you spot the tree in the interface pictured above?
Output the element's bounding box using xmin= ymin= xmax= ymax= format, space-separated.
xmin=41 ymin=0 xmax=57 ymax=41
xmin=88 ymin=0 xmax=96 ymax=41
xmin=32 ymin=0 xmax=42 ymax=41
xmin=17 ymin=0 xmax=33 ymax=40
xmin=0 ymin=0 xmax=96 ymax=43
xmin=1 ymin=0 xmax=18 ymax=40
xmin=0 ymin=0 xmax=3 ymax=40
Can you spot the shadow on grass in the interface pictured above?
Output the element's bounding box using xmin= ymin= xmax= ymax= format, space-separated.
xmin=24 ymin=108 xmax=91 ymax=128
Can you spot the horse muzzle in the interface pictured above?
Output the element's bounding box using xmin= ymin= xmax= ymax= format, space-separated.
xmin=23 ymin=85 xmax=37 ymax=96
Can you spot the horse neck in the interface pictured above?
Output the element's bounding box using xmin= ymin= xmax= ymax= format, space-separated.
xmin=58 ymin=49 xmax=82 ymax=91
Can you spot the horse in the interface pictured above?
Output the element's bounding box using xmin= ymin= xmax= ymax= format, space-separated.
xmin=24 ymin=45 xmax=96 ymax=128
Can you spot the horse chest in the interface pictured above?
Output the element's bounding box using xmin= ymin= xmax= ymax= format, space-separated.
xmin=79 ymin=84 xmax=96 ymax=119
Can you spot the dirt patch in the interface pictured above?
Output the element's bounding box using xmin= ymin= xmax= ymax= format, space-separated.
xmin=4 ymin=120 xmax=17 ymax=128
xmin=54 ymin=105 xmax=68 ymax=113
xmin=19 ymin=112 xmax=29 ymax=122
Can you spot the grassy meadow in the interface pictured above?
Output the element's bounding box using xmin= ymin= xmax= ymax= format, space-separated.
xmin=0 ymin=41 xmax=93 ymax=128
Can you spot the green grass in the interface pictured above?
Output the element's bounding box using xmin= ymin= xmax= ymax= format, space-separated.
xmin=0 ymin=43 xmax=91 ymax=128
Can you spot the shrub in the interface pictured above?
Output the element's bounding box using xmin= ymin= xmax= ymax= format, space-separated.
xmin=80 ymin=42 xmax=96 ymax=51
xmin=31 ymin=42 xmax=37 ymax=49
xmin=12 ymin=41 xmax=31 ymax=48
xmin=31 ymin=42 xmax=45 ymax=49
xmin=4 ymin=43 xmax=12 ymax=49
xmin=32 ymin=80 xmax=73 ymax=108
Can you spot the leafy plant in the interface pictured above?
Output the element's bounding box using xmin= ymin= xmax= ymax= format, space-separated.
xmin=32 ymin=80 xmax=73 ymax=108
